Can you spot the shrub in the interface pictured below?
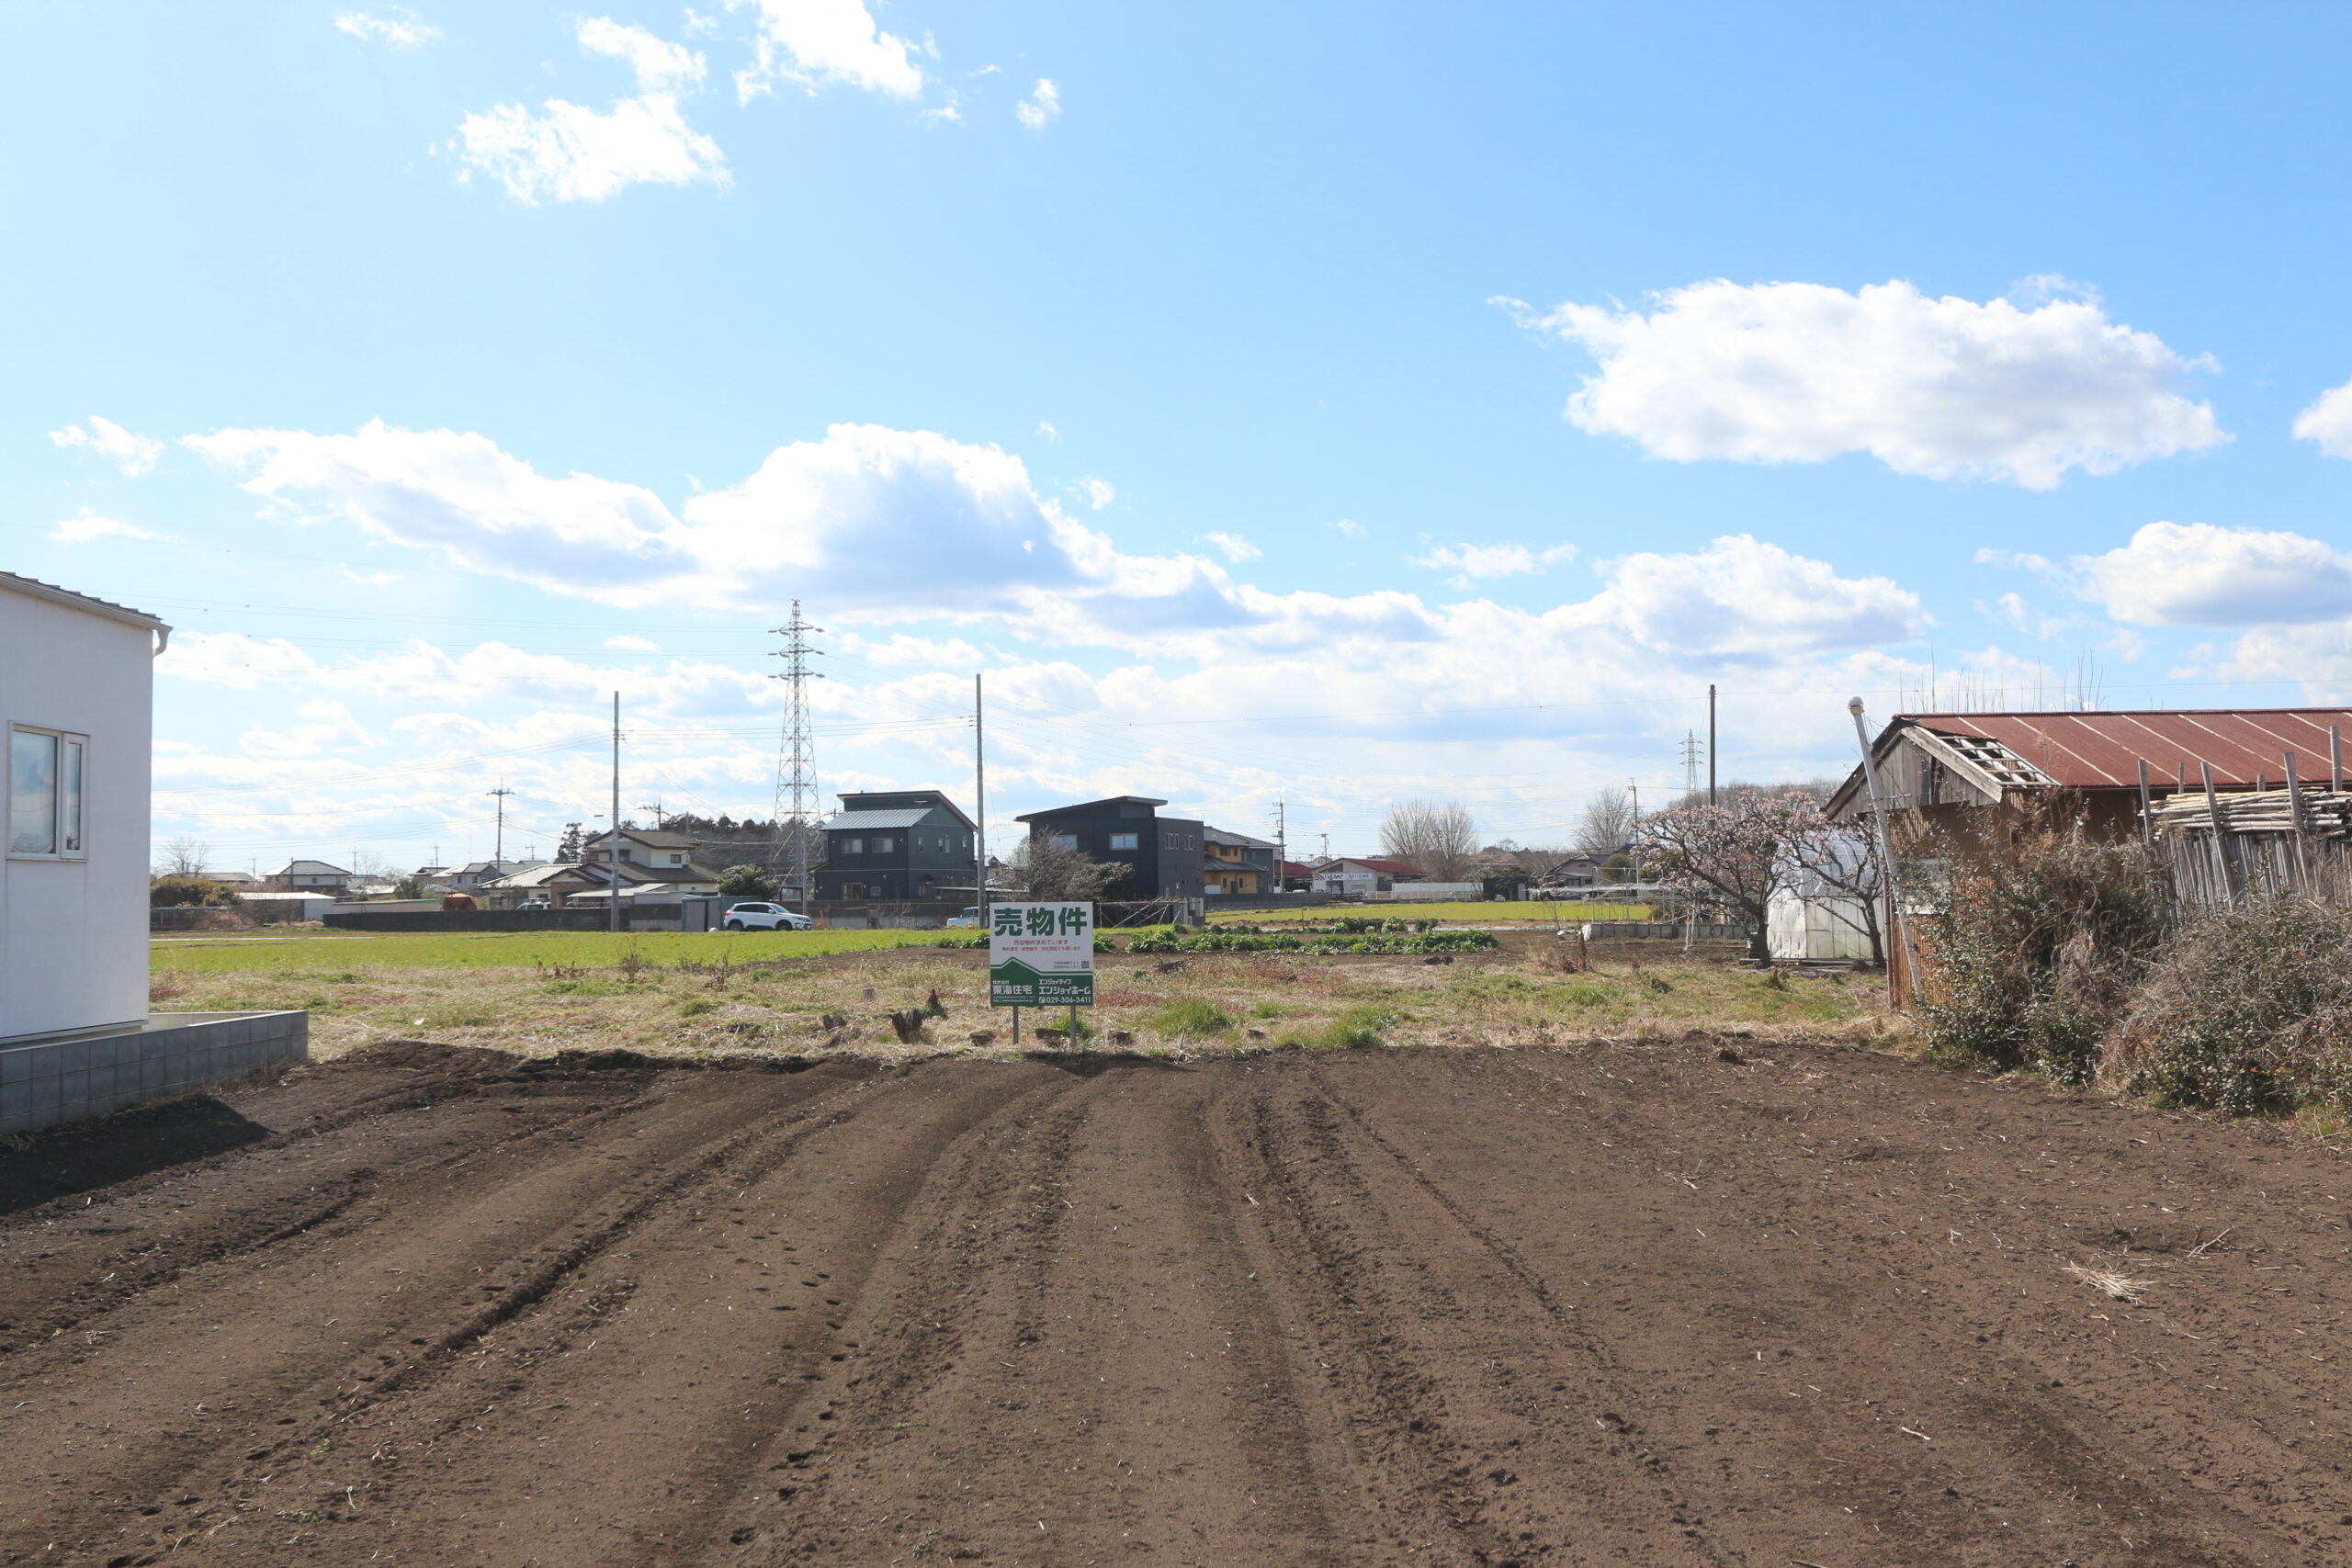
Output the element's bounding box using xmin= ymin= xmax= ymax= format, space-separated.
xmin=2109 ymin=894 xmax=2352 ymax=1115
xmin=150 ymin=875 xmax=243 ymax=908
xmin=1918 ymin=808 xmax=2171 ymax=1086
xmin=718 ymin=863 xmax=778 ymax=900
xmin=1149 ymin=998 xmax=1235 ymax=1036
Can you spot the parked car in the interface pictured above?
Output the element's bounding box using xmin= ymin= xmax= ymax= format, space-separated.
xmin=721 ymin=901 xmax=814 ymax=931
xmin=516 ymin=898 xmax=551 ymax=911
xmin=945 ymin=906 xmax=983 ymax=929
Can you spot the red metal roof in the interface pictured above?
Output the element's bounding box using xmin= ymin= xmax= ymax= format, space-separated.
xmin=1905 ymin=708 xmax=2352 ymax=790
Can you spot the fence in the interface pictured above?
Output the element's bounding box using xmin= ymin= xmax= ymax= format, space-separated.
xmin=2148 ymin=786 xmax=2352 ymax=908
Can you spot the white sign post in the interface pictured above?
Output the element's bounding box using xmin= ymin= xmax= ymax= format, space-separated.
xmin=988 ymin=901 xmax=1094 ymax=1043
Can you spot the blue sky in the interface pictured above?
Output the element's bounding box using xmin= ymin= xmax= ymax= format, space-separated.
xmin=10 ymin=2 xmax=2352 ymax=872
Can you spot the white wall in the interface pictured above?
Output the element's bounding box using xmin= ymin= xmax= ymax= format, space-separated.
xmin=1 ymin=588 xmax=155 ymax=1041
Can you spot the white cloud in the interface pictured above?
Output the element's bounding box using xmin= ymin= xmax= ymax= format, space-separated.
xmin=1412 ymin=541 xmax=1575 ymax=587
xmin=1204 ymin=532 xmax=1261 ymax=564
xmin=1501 ymin=278 xmax=2226 ymax=489
xmin=339 ymin=566 xmax=400 ymax=587
xmin=2075 ymin=521 xmax=2352 ymax=627
xmin=50 ymin=415 xmax=164 ymax=476
xmin=605 ymin=634 xmax=661 ymax=651
xmin=241 ymin=699 xmax=372 ymax=760
xmin=577 ymin=17 xmax=705 ymax=90
xmin=1016 ymin=77 xmax=1060 ymax=130
xmin=1328 ymin=518 xmax=1364 ymax=539
xmin=335 ymin=8 xmax=440 ymax=48
xmin=1990 ymin=591 xmax=2064 ymax=639
xmin=456 ymin=90 xmax=728 ymax=204
xmin=1573 ymin=535 xmax=1922 ymax=660
xmin=1080 ymin=478 xmax=1114 ymax=510
xmin=51 ymin=507 xmax=164 ymax=544
xmin=842 ymin=631 xmax=982 ymax=667
xmin=735 ymin=0 xmax=923 ymax=101
xmin=1035 ymin=422 xmax=1060 ymax=443
xmin=2293 ymin=378 xmax=2352 ymax=458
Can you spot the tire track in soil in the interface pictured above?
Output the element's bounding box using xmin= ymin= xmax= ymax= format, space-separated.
xmin=0 ymin=1055 xmax=875 ymax=1565
xmin=1346 ymin=1043 xmax=2295 ymax=1567
xmin=1227 ymin=1058 xmax=1725 ymax=1567
xmin=169 ymin=1059 xmax=1077 ymax=1568
xmin=740 ymin=1057 xmax=1355 ymax=1568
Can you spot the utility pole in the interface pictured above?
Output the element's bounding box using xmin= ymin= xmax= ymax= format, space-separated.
xmin=1628 ymin=778 xmax=1641 ymax=890
xmin=1707 ymin=683 xmax=1717 ymax=806
xmin=486 ymin=784 xmax=514 ymax=863
xmin=610 ymin=692 xmax=622 ymax=935
xmin=769 ymin=602 xmax=826 ymax=908
xmin=973 ymin=672 xmax=988 ymax=910
xmin=1272 ymin=798 xmax=1287 ymax=896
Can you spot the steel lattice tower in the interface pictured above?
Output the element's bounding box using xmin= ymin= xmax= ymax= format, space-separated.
xmin=768 ymin=602 xmax=825 ymax=903
xmin=1679 ymin=730 xmax=1703 ymax=803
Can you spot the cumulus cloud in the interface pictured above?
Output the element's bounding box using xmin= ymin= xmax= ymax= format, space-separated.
xmin=1204 ymin=532 xmax=1261 ymax=563
xmin=50 ymin=415 xmax=164 ymax=476
xmin=577 ymin=17 xmax=705 ymax=89
xmin=1412 ymin=541 xmax=1575 ymax=587
xmin=1035 ymin=422 xmax=1060 ymax=443
xmin=1080 ymin=478 xmax=1114 ymax=510
xmin=1572 ymin=536 xmax=1922 ymax=660
xmin=241 ymin=699 xmax=372 ymax=760
xmin=1500 ymin=278 xmax=2226 ymax=489
xmin=2074 ymin=521 xmax=2352 ymax=626
xmin=1328 ymin=518 xmax=1364 ymax=539
xmin=454 ymin=18 xmax=723 ymax=204
xmin=605 ymin=634 xmax=661 ymax=651
xmin=735 ymin=0 xmax=923 ymax=101
xmin=51 ymin=508 xmax=164 ymax=544
xmin=1016 ymin=78 xmax=1060 ymax=129
xmin=2293 ymin=378 xmax=2352 ymax=457
xmin=335 ymin=8 xmax=439 ymax=48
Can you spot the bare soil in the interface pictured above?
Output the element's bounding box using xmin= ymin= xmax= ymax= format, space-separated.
xmin=4 ymin=1037 xmax=2348 ymax=1567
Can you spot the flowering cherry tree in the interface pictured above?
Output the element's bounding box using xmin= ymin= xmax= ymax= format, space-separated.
xmin=1636 ymin=790 xmax=1826 ymax=963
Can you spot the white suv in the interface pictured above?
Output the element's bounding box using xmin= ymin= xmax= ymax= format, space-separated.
xmin=720 ymin=902 xmax=814 ymax=931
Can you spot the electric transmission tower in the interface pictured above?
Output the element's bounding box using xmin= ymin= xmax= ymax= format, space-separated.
xmin=768 ymin=602 xmax=826 ymax=904
xmin=1679 ymin=731 xmax=1703 ymax=803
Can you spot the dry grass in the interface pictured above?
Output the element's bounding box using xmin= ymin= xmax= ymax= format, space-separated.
xmin=2062 ymin=1260 xmax=2153 ymax=1303
xmin=150 ymin=939 xmax=1909 ymax=1065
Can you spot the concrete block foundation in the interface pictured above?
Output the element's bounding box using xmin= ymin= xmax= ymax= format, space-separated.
xmin=0 ymin=1010 xmax=309 ymax=1136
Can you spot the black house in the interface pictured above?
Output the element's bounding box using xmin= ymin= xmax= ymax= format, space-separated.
xmin=815 ymin=791 xmax=977 ymax=903
xmin=1013 ymin=795 xmax=1204 ymax=901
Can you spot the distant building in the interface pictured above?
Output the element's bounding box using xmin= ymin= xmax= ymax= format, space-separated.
xmin=1202 ymin=826 xmax=1278 ymax=896
xmin=816 ymin=791 xmax=976 ymax=903
xmin=1314 ymin=857 xmax=1423 ymax=897
xmin=1014 ymin=796 xmax=1205 ymax=901
xmin=446 ymin=858 xmax=545 ymax=896
xmin=265 ymin=859 xmax=354 ymax=893
xmin=579 ymin=828 xmax=723 ymax=891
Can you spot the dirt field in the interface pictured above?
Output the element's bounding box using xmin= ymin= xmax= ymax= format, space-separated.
xmin=5 ymin=1039 xmax=2349 ymax=1568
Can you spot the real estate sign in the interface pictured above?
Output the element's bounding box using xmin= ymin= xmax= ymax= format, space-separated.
xmin=988 ymin=902 xmax=1094 ymax=1007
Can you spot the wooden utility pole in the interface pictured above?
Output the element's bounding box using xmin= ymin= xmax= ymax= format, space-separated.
xmin=610 ymin=693 xmax=622 ymax=934
xmin=1707 ymin=683 xmax=1717 ymax=806
xmin=974 ymin=673 xmax=988 ymax=911
xmin=487 ymin=784 xmax=514 ymax=863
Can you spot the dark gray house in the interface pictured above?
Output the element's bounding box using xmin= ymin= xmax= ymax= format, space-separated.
xmin=1015 ymin=795 xmax=1205 ymax=901
xmin=815 ymin=791 xmax=977 ymax=902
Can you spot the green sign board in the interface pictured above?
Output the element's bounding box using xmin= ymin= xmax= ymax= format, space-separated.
xmin=988 ymin=901 xmax=1094 ymax=1008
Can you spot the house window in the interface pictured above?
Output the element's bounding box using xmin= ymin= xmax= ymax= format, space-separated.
xmin=8 ymin=727 xmax=85 ymax=859
xmin=1049 ymin=833 xmax=1079 ymax=852
xmin=839 ymin=837 xmax=865 ymax=855
xmin=873 ymin=836 xmax=895 ymax=853
xmin=1108 ymin=831 xmax=1138 ymax=852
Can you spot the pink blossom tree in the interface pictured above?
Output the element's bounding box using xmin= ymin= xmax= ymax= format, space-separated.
xmin=1636 ymin=790 xmax=1826 ymax=963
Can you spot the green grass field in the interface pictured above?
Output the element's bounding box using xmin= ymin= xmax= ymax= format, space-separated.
xmin=1210 ymin=900 xmax=1653 ymax=924
xmin=151 ymin=927 xmax=962 ymax=975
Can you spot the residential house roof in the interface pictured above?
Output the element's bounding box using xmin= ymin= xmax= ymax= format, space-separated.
xmin=582 ymin=827 xmax=701 ymax=849
xmin=1828 ymin=707 xmax=2352 ymax=816
xmin=0 ymin=570 xmax=169 ymax=634
xmin=268 ymin=860 xmax=352 ymax=877
xmin=1204 ymin=827 xmax=1277 ymax=851
xmin=1014 ymin=795 xmax=1169 ymax=822
xmin=821 ymin=808 xmax=934 ymax=830
xmin=1324 ymin=857 xmax=1427 ymax=877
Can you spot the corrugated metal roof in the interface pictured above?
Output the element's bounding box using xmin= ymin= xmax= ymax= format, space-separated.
xmin=0 ymin=570 xmax=168 ymax=631
xmin=1905 ymin=709 xmax=2352 ymax=789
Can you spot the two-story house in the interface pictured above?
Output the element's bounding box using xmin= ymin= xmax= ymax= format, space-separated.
xmin=577 ymin=828 xmax=725 ymax=894
xmin=1202 ymin=827 xmax=1277 ymax=897
xmin=1014 ymin=796 xmax=1205 ymax=901
xmin=816 ymin=791 xmax=977 ymax=902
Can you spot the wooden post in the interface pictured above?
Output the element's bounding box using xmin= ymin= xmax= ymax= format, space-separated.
xmin=2201 ymin=762 xmax=2240 ymax=908
xmin=2287 ymin=750 xmax=2311 ymax=885
xmin=2136 ymin=759 xmax=2154 ymax=852
xmin=2335 ymin=726 xmax=2345 ymax=793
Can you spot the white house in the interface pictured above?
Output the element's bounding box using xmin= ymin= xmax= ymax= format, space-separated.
xmin=2 ymin=571 xmax=306 ymax=1134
